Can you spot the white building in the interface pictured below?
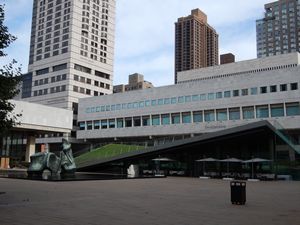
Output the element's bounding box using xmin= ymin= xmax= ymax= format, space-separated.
xmin=77 ymin=53 xmax=300 ymax=143
xmin=1 ymin=100 xmax=73 ymax=168
xmin=19 ymin=0 xmax=116 ymax=146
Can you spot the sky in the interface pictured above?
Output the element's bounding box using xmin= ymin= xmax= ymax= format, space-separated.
xmin=0 ymin=0 xmax=273 ymax=86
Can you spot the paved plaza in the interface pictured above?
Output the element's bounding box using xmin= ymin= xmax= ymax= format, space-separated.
xmin=0 ymin=177 xmax=299 ymax=225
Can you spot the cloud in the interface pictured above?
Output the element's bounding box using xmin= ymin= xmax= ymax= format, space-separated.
xmin=1 ymin=0 xmax=273 ymax=87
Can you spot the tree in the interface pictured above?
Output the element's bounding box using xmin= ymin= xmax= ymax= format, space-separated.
xmin=0 ymin=4 xmax=21 ymax=135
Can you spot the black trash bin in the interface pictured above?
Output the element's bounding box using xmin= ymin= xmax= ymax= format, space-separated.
xmin=230 ymin=181 xmax=246 ymax=205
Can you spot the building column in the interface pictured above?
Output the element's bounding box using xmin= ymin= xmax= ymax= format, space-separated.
xmin=25 ymin=136 xmax=36 ymax=163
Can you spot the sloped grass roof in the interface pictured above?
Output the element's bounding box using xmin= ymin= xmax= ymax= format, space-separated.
xmin=75 ymin=144 xmax=144 ymax=167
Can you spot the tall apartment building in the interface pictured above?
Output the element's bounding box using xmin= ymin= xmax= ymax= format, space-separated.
xmin=174 ymin=9 xmax=219 ymax=83
xmin=256 ymin=0 xmax=300 ymax=58
xmin=21 ymin=0 xmax=115 ymax=146
xmin=113 ymin=73 xmax=154 ymax=93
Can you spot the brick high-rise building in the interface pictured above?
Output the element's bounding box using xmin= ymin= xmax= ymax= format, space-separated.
xmin=256 ymin=0 xmax=300 ymax=58
xmin=20 ymin=0 xmax=116 ymax=147
xmin=174 ymin=9 xmax=219 ymax=83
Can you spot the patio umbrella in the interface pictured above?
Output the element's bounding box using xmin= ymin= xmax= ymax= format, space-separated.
xmin=243 ymin=158 xmax=272 ymax=179
xmin=195 ymin=158 xmax=219 ymax=175
xmin=219 ymin=158 xmax=243 ymax=174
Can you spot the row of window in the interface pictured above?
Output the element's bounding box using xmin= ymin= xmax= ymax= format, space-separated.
xmin=35 ymin=63 xmax=67 ymax=76
xmin=73 ymin=74 xmax=110 ymax=89
xmin=85 ymin=82 xmax=299 ymax=113
xmin=79 ymin=102 xmax=300 ymax=130
xmin=33 ymin=85 xmax=66 ymax=96
xmin=34 ymin=74 xmax=67 ymax=86
xmin=178 ymin=64 xmax=298 ymax=83
xmin=73 ymin=85 xmax=105 ymax=96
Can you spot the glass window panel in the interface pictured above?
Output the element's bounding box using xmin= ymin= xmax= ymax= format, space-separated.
xmin=105 ymin=105 xmax=110 ymax=111
xmin=101 ymin=106 xmax=105 ymax=111
xmin=242 ymin=106 xmax=255 ymax=119
xmin=271 ymin=104 xmax=284 ymax=117
xmin=79 ymin=122 xmax=85 ymax=130
xmin=270 ymin=85 xmax=277 ymax=93
xmin=216 ymin=92 xmax=222 ymax=99
xmin=200 ymin=94 xmax=206 ymax=100
xmin=185 ymin=96 xmax=191 ymax=102
xmin=229 ymin=108 xmax=240 ymax=120
xmin=109 ymin=119 xmax=115 ymax=128
xmin=256 ymin=105 xmax=269 ymax=118
xmin=151 ymin=100 xmax=157 ymax=106
xmin=152 ymin=115 xmax=160 ymax=126
xmin=122 ymin=103 xmax=127 ymax=109
xmin=192 ymin=95 xmax=199 ymax=101
xmin=193 ymin=111 xmax=203 ymax=123
xmin=171 ymin=113 xmax=180 ymax=124
xmin=125 ymin=118 xmax=132 ymax=127
xmin=182 ymin=112 xmax=191 ymax=123
xmin=96 ymin=107 xmax=100 ymax=112
xmin=216 ymin=109 xmax=227 ymax=121
xmin=208 ymin=93 xmax=215 ymax=100
xmin=161 ymin=114 xmax=170 ymax=125
xmin=241 ymin=89 xmax=248 ymax=96
xmin=260 ymin=86 xmax=267 ymax=94
xmin=251 ymin=87 xmax=258 ymax=95
xmin=233 ymin=90 xmax=239 ymax=97
xmin=145 ymin=100 xmax=151 ymax=107
xmin=139 ymin=101 xmax=144 ymax=108
xmin=280 ymin=84 xmax=287 ymax=91
xmin=87 ymin=121 xmax=93 ymax=130
xmin=117 ymin=118 xmax=124 ymax=128
xmin=127 ymin=103 xmax=133 ymax=109
xmin=111 ymin=105 xmax=115 ymax=111
xmin=94 ymin=120 xmax=100 ymax=129
xmin=204 ymin=110 xmax=215 ymax=122
xmin=224 ymin=91 xmax=231 ymax=98
xmin=178 ymin=96 xmax=184 ymax=103
xmin=133 ymin=117 xmax=141 ymax=127
xmin=116 ymin=104 xmax=121 ymax=110
xmin=101 ymin=120 xmax=108 ymax=129
xmin=133 ymin=102 xmax=138 ymax=108
xmin=158 ymin=99 xmax=164 ymax=105
xmin=142 ymin=116 xmax=150 ymax=126
xmin=286 ymin=102 xmax=300 ymax=116
xmin=171 ymin=97 xmax=177 ymax=104
xmin=164 ymin=98 xmax=170 ymax=105
xmin=291 ymin=82 xmax=298 ymax=90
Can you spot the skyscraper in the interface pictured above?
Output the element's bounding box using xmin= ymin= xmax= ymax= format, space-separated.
xmin=174 ymin=9 xmax=219 ymax=83
xmin=21 ymin=0 xmax=115 ymax=145
xmin=256 ymin=0 xmax=300 ymax=58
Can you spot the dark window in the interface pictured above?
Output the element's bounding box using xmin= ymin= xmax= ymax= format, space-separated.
xmin=260 ymin=86 xmax=267 ymax=94
xmin=291 ymin=83 xmax=298 ymax=90
xmin=36 ymin=68 xmax=49 ymax=76
xmin=280 ymin=84 xmax=287 ymax=91
xmin=270 ymin=85 xmax=277 ymax=92
xmin=95 ymin=70 xmax=110 ymax=79
xmin=53 ymin=63 xmax=67 ymax=72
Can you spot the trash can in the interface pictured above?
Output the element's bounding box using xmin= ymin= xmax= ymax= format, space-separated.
xmin=230 ymin=181 xmax=246 ymax=205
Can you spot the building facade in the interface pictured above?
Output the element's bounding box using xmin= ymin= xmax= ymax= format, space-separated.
xmin=175 ymin=9 xmax=219 ymax=83
xmin=113 ymin=73 xmax=154 ymax=93
xmin=256 ymin=0 xmax=300 ymax=58
xmin=220 ymin=53 xmax=235 ymax=65
xmin=20 ymin=0 xmax=115 ymax=143
xmin=77 ymin=53 xmax=300 ymax=142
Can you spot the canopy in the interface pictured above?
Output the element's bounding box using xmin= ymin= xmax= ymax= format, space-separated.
xmin=243 ymin=158 xmax=271 ymax=163
xmin=152 ymin=157 xmax=175 ymax=162
xmin=219 ymin=158 xmax=243 ymax=163
xmin=195 ymin=157 xmax=219 ymax=162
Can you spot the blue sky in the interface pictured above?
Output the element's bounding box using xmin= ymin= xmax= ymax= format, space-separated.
xmin=0 ymin=0 xmax=272 ymax=86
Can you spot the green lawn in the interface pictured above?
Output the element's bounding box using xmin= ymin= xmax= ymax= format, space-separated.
xmin=75 ymin=144 xmax=145 ymax=166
